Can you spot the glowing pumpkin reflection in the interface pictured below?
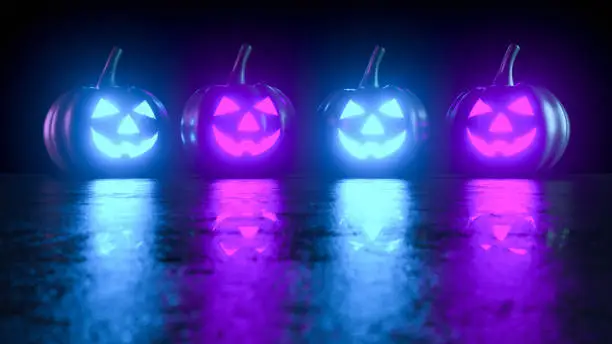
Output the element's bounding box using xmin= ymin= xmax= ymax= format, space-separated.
xmin=467 ymin=179 xmax=539 ymax=256
xmin=330 ymin=179 xmax=422 ymax=334
xmin=209 ymin=180 xmax=280 ymax=257
xmin=82 ymin=179 xmax=158 ymax=338
xmin=334 ymin=179 xmax=411 ymax=252
xmin=431 ymin=178 xmax=559 ymax=343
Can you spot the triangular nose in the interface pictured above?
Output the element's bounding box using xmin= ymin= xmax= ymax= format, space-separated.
xmin=238 ymin=226 xmax=259 ymax=239
xmin=238 ymin=112 xmax=260 ymax=132
xmin=363 ymin=223 xmax=383 ymax=241
xmin=492 ymin=225 xmax=510 ymax=241
xmin=117 ymin=115 xmax=140 ymax=134
xmin=488 ymin=114 xmax=513 ymax=133
xmin=360 ymin=115 xmax=385 ymax=135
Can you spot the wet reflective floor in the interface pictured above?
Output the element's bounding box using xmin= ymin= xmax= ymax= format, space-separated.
xmin=1 ymin=175 xmax=612 ymax=343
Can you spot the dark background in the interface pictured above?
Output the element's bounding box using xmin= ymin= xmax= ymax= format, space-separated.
xmin=1 ymin=5 xmax=608 ymax=175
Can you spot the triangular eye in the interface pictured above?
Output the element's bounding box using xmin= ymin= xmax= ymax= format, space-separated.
xmin=507 ymin=96 xmax=534 ymax=115
xmin=253 ymin=97 xmax=278 ymax=115
xmin=378 ymin=99 xmax=403 ymax=118
xmin=468 ymin=98 xmax=493 ymax=118
xmin=133 ymin=101 xmax=156 ymax=119
xmin=214 ymin=97 xmax=240 ymax=116
xmin=340 ymin=100 xmax=365 ymax=119
xmin=92 ymin=98 xmax=120 ymax=118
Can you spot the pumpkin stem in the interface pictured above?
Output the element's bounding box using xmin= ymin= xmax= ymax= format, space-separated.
xmin=228 ymin=44 xmax=252 ymax=85
xmin=96 ymin=46 xmax=123 ymax=88
xmin=493 ymin=43 xmax=520 ymax=86
xmin=359 ymin=45 xmax=386 ymax=88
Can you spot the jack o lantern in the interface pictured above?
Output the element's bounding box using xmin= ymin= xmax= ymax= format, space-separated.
xmin=43 ymin=47 xmax=169 ymax=176
xmin=319 ymin=46 xmax=428 ymax=168
xmin=447 ymin=44 xmax=570 ymax=175
xmin=182 ymin=44 xmax=294 ymax=170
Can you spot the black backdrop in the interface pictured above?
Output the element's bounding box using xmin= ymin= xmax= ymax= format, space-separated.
xmin=1 ymin=6 xmax=608 ymax=175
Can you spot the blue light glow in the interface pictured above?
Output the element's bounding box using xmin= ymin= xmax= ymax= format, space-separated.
xmin=92 ymin=99 xmax=120 ymax=118
xmin=132 ymin=101 xmax=156 ymax=119
xmin=90 ymin=98 xmax=159 ymax=159
xmin=340 ymin=100 xmax=365 ymax=119
xmin=335 ymin=179 xmax=411 ymax=252
xmin=360 ymin=115 xmax=385 ymax=135
xmin=378 ymin=99 xmax=403 ymax=118
xmin=83 ymin=179 xmax=158 ymax=339
xmin=338 ymin=129 xmax=406 ymax=160
xmin=91 ymin=129 xmax=158 ymax=158
xmin=116 ymin=115 xmax=140 ymax=135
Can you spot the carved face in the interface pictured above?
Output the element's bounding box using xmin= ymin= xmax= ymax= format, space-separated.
xmin=212 ymin=210 xmax=278 ymax=256
xmin=466 ymin=96 xmax=537 ymax=158
xmin=89 ymin=98 xmax=159 ymax=159
xmin=211 ymin=96 xmax=281 ymax=157
xmin=337 ymin=98 xmax=407 ymax=160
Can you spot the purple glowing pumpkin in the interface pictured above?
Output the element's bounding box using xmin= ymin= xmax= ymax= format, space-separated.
xmin=181 ymin=44 xmax=294 ymax=163
xmin=447 ymin=44 xmax=570 ymax=174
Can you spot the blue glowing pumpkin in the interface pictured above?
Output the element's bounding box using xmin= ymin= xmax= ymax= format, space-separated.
xmin=318 ymin=46 xmax=428 ymax=170
xmin=43 ymin=47 xmax=170 ymax=176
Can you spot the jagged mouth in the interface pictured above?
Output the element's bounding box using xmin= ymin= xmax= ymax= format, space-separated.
xmin=466 ymin=128 xmax=537 ymax=157
xmin=212 ymin=126 xmax=281 ymax=156
xmin=337 ymin=129 xmax=407 ymax=159
xmin=91 ymin=128 xmax=158 ymax=158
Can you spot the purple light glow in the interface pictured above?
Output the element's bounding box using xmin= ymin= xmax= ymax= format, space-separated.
xmin=466 ymin=179 xmax=540 ymax=257
xmin=237 ymin=112 xmax=261 ymax=132
xmin=212 ymin=207 xmax=278 ymax=256
xmin=467 ymin=128 xmax=537 ymax=157
xmin=209 ymin=179 xmax=281 ymax=258
xmin=447 ymin=43 xmax=571 ymax=172
xmin=181 ymin=44 xmax=294 ymax=166
xmin=253 ymin=97 xmax=279 ymax=115
xmin=168 ymin=180 xmax=289 ymax=343
xmin=466 ymin=97 xmax=537 ymax=157
xmin=213 ymin=97 xmax=241 ymax=116
xmin=430 ymin=179 xmax=561 ymax=343
xmin=469 ymin=99 xmax=493 ymax=118
xmin=488 ymin=114 xmax=513 ymax=133
xmin=212 ymin=126 xmax=281 ymax=157
xmin=508 ymin=96 xmax=534 ymax=115
xmin=211 ymin=96 xmax=282 ymax=157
